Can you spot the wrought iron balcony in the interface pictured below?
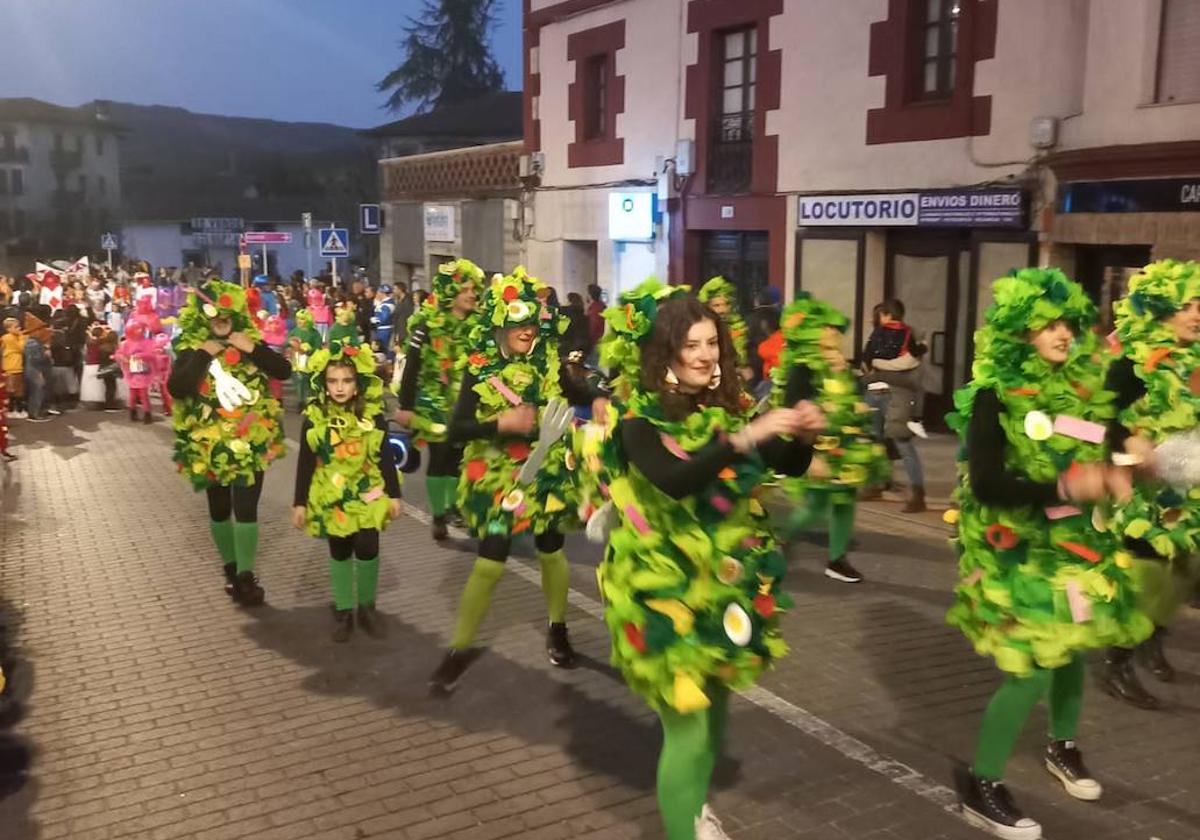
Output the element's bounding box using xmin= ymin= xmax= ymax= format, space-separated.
xmin=706 ymin=110 xmax=754 ymax=195
xmin=0 ymin=146 xmax=29 ymax=163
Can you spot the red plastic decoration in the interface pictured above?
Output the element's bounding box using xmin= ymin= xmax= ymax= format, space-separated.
xmin=624 ymin=623 xmax=647 ymax=653
xmin=985 ymin=524 xmax=1019 ymax=550
xmin=753 ymin=593 xmax=777 ymax=618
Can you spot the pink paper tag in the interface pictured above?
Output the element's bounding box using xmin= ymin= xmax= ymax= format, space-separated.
xmin=624 ymin=504 xmax=651 ymax=535
xmin=741 ymin=537 xmax=762 ymax=549
xmin=1052 ymin=415 xmax=1106 ymax=444
xmin=1065 ymin=579 xmax=1093 ymax=623
xmin=710 ymin=495 xmax=732 ymax=514
xmin=360 ymin=487 xmax=384 ymax=503
xmin=962 ymin=568 xmax=984 ymax=586
xmin=660 ymin=433 xmax=691 ymax=461
xmin=488 ymin=376 xmax=522 ymax=406
xmin=1045 ymin=505 xmax=1082 ymax=520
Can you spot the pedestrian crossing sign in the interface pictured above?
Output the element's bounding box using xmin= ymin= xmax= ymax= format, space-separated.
xmin=319 ymin=228 xmax=349 ymax=257
xmin=100 ymin=232 xmax=119 ymax=250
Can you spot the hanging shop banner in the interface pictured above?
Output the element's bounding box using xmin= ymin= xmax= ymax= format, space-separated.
xmin=798 ymin=189 xmax=1023 ymax=228
xmin=1057 ymin=178 xmax=1200 ymax=214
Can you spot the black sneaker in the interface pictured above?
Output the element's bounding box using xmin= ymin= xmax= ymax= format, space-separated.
xmin=231 ymin=571 xmax=265 ymax=607
xmin=142 ymin=412 xmax=153 ymax=425
xmin=547 ymin=622 xmax=576 ymax=668
xmin=356 ymin=604 xmax=385 ymax=638
xmin=1137 ymin=627 xmax=1175 ymax=683
xmin=1045 ymin=740 xmax=1102 ymax=801
xmin=1 ymin=452 xmax=15 ymax=462
xmin=1100 ymin=648 xmax=1160 ymax=710
xmin=331 ymin=609 xmax=354 ymax=643
xmin=825 ymin=556 xmax=863 ymax=583
xmin=222 ymin=563 xmax=236 ymax=596
xmin=955 ymin=765 xmax=1042 ymax=840
xmin=431 ymin=515 xmax=448 ymax=542
xmin=130 ymin=409 xmax=138 ymax=422
xmin=429 ymin=648 xmax=483 ymax=695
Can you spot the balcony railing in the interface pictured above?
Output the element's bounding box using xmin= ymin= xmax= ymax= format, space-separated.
xmin=0 ymin=146 xmax=29 ymax=163
xmin=706 ymin=110 xmax=754 ymax=195
xmin=50 ymin=147 xmax=84 ymax=171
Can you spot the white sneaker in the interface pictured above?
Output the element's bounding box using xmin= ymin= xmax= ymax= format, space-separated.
xmin=695 ymin=804 xmax=731 ymax=840
xmin=10 ymin=411 xmax=26 ymax=419
xmin=906 ymin=420 xmax=929 ymax=439
xmin=866 ymin=381 xmax=890 ymax=392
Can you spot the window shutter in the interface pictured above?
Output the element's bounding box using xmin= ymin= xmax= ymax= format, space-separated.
xmin=1158 ymin=0 xmax=1200 ymax=103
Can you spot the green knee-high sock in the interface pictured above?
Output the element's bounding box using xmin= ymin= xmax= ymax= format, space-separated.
xmin=828 ymin=497 xmax=856 ymax=562
xmin=329 ymin=559 xmax=354 ymax=610
xmin=1048 ymin=656 xmax=1086 ymax=741
xmin=537 ymin=549 xmax=570 ymax=623
xmin=656 ymin=705 xmax=718 ymax=840
xmin=785 ymin=491 xmax=830 ymax=540
xmin=442 ymin=476 xmax=462 ymax=512
xmin=972 ymin=669 xmax=1053 ymax=779
xmin=232 ymin=522 xmax=259 ymax=574
xmin=450 ymin=557 xmax=506 ymax=649
xmin=427 ymin=476 xmax=450 ymax=516
xmin=209 ymin=519 xmax=236 ymax=567
xmin=356 ymin=557 xmax=379 ymax=606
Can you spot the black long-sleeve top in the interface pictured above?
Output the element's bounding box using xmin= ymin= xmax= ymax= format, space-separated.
xmin=623 ymin=366 xmax=814 ymax=500
xmin=293 ymin=415 xmax=402 ymax=507
xmin=167 ymin=343 xmax=292 ymax=400
xmin=966 ymin=388 xmax=1060 ymax=508
xmin=448 ymin=365 xmax=604 ymax=445
xmin=1103 ymin=356 xmax=1144 ymax=454
xmin=395 ymin=322 xmax=429 ymax=411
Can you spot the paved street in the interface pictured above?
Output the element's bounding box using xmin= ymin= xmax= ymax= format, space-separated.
xmin=1 ymin=411 xmax=1198 ymax=840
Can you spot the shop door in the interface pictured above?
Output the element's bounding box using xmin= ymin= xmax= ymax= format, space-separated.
xmin=1075 ymin=245 xmax=1151 ymax=332
xmin=886 ymin=234 xmax=965 ymax=428
xmin=699 ymin=231 xmax=768 ymax=314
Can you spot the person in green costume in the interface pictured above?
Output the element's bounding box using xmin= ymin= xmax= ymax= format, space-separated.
xmin=697 ymin=276 xmax=749 ymax=372
xmin=1099 ymin=259 xmax=1200 ymax=709
xmin=292 ymin=343 xmax=403 ymax=641
xmin=946 ymin=268 xmax=1152 ymax=840
xmin=772 ymin=294 xmax=889 ymax=583
xmin=393 ymin=258 xmax=484 ymax=541
xmin=428 ymin=267 xmax=608 ymax=694
xmin=167 ymin=279 xmax=291 ymax=606
xmin=588 ymin=286 xmax=823 ymax=840
xmin=287 ymin=308 xmax=323 ymax=410
xmin=327 ymin=302 xmax=361 ymax=351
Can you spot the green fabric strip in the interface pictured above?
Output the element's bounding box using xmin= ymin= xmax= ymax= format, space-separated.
xmin=209 ymin=518 xmax=237 ymax=567
xmin=232 ymin=522 xmax=259 ymax=574
xmin=356 ymin=558 xmax=379 ymax=606
xmin=537 ymin=549 xmax=570 ymax=624
xmin=329 ymin=558 xmax=355 ymax=611
xmin=450 ymin=557 xmax=506 ymax=649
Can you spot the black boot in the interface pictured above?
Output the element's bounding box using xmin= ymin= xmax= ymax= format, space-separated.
xmin=1100 ymin=647 xmax=1160 ymax=710
xmin=546 ymin=622 xmax=576 ymax=668
xmin=429 ymin=648 xmax=483 ymax=695
xmin=129 ymin=408 xmax=138 ymax=422
xmin=1137 ymin=626 xmax=1175 ymax=682
xmin=231 ymin=571 xmax=265 ymax=607
xmin=331 ymin=609 xmax=354 ymax=643
xmin=902 ymin=486 xmax=927 ymax=513
xmin=1045 ymin=740 xmax=1102 ymax=801
xmin=143 ymin=411 xmax=153 ymax=425
xmin=431 ymin=515 xmax=448 ymax=541
xmin=954 ymin=765 xmax=1042 ymax=840
xmin=356 ymin=604 xmax=385 ymax=638
xmin=222 ymin=563 xmax=236 ymax=596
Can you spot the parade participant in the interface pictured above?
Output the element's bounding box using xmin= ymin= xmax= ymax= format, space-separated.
xmin=306 ymin=280 xmax=332 ymax=343
xmin=0 ymin=375 xmax=14 ymax=461
xmin=428 ymin=268 xmax=607 ymax=693
xmin=697 ymin=276 xmax=749 ymax=371
xmin=21 ymin=315 xmax=52 ymax=423
xmin=287 ymin=309 xmax=323 ymax=410
xmin=150 ymin=332 xmax=174 ymax=417
xmin=946 ymin=268 xmax=1152 ymax=840
xmin=114 ymin=322 xmax=157 ymax=424
xmin=260 ymin=312 xmax=288 ymax=402
xmin=371 ymin=286 xmax=396 ymax=359
xmin=589 ymin=288 xmax=821 ymax=840
xmin=167 ymin=280 xmax=290 ymax=606
xmin=772 ymin=294 xmax=888 ymax=583
xmin=328 ymin=302 xmax=360 ymax=350
xmin=394 ymin=259 xmax=484 ymax=540
xmin=292 ymin=343 xmax=402 ymax=641
xmin=1 ymin=319 xmax=25 ymax=419
xmin=1100 ymin=259 xmax=1200 ymax=709
xmin=108 ymin=279 xmax=132 ymax=335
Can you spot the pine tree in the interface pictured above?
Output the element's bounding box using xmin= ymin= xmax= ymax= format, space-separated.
xmin=377 ymin=0 xmax=506 ymax=113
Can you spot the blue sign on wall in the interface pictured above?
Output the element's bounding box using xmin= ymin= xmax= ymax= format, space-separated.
xmin=360 ymin=204 xmax=381 ymax=235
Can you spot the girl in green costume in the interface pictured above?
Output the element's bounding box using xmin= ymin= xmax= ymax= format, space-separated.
xmin=394 ymin=258 xmax=484 ymax=541
xmin=328 ymin=302 xmax=361 ymax=350
xmin=428 ymin=268 xmax=608 ymax=694
xmin=946 ymin=268 xmax=1152 ymax=840
xmin=591 ymin=289 xmax=823 ymax=840
xmin=772 ymin=294 xmax=889 ymax=583
xmin=1099 ymin=259 xmax=1200 ymax=709
xmin=287 ymin=308 xmax=323 ymax=410
xmin=292 ymin=344 xmax=402 ymax=641
xmin=167 ymin=279 xmax=291 ymax=606
xmin=697 ymin=276 xmax=748 ymax=368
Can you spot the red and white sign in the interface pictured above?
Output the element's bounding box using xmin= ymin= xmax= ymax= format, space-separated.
xmin=242 ymin=231 xmax=293 ymax=245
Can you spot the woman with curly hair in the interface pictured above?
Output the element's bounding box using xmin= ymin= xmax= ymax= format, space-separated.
xmin=947 ymin=268 xmax=1151 ymax=839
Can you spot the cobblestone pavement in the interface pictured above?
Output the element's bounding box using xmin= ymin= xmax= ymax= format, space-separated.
xmin=0 ymin=411 xmax=1198 ymax=840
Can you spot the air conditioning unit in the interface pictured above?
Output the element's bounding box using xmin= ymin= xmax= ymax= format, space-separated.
xmin=519 ymin=151 xmax=546 ymax=178
xmin=674 ymin=139 xmax=695 ymax=177
xmin=1030 ymin=116 xmax=1059 ymax=150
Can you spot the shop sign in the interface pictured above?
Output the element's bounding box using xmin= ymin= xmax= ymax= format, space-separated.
xmin=1057 ymin=178 xmax=1200 ymax=213
xmin=423 ymin=204 xmax=456 ymax=242
xmin=798 ymin=189 xmax=1023 ymax=228
xmin=608 ymin=192 xmax=656 ymax=241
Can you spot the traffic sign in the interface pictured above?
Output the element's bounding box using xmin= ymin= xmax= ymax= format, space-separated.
xmin=243 ymin=231 xmax=293 ymax=245
xmin=319 ymin=228 xmax=350 ymax=257
xmin=359 ymin=204 xmax=381 ymax=235
xmin=100 ymin=232 xmax=119 ymax=250
xmin=302 ymin=212 xmax=313 ymax=231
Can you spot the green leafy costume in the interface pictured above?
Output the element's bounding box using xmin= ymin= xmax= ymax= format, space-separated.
xmin=698 ymin=276 xmax=748 ymax=364
xmin=944 ymin=267 xmax=1152 ymax=785
xmin=171 ymin=281 xmax=286 ymax=490
xmin=288 ymin=308 xmax=323 ymax=408
xmin=1109 ymin=259 xmax=1200 ymax=623
xmin=328 ymin=303 xmax=361 ymax=351
xmin=598 ymin=278 xmax=691 ymax=404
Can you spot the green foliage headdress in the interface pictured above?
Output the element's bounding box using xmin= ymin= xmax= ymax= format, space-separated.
xmin=598 ymin=278 xmax=690 ymax=400
xmin=305 ymin=342 xmax=385 ymax=421
xmin=1114 ymin=259 xmax=1200 ymax=348
xmin=174 ymin=280 xmax=259 ymax=352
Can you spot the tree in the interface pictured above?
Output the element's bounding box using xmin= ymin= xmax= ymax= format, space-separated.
xmin=377 ymin=0 xmax=505 ymax=114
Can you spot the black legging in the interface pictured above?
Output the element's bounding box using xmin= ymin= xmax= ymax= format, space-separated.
xmin=329 ymin=529 xmax=380 ymax=561
xmin=427 ymin=441 xmax=463 ymax=477
xmin=205 ymin=473 xmax=265 ymax=522
xmin=479 ymin=530 xmax=564 ymax=563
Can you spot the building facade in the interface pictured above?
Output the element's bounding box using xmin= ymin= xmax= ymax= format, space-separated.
xmin=523 ymin=0 xmax=1200 ymax=420
xmin=0 ymin=98 xmax=122 ymax=270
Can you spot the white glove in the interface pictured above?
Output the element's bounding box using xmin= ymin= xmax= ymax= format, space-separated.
xmin=516 ymin=398 xmax=574 ymax=485
xmin=391 ymin=354 xmax=406 ymax=393
xmin=585 ymin=500 xmax=618 ymax=544
xmin=208 ymin=358 xmax=253 ymax=412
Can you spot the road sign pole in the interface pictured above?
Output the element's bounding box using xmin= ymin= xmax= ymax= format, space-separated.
xmin=106 ymin=248 xmax=113 ymax=271
xmin=261 ymin=243 xmax=268 ymax=279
